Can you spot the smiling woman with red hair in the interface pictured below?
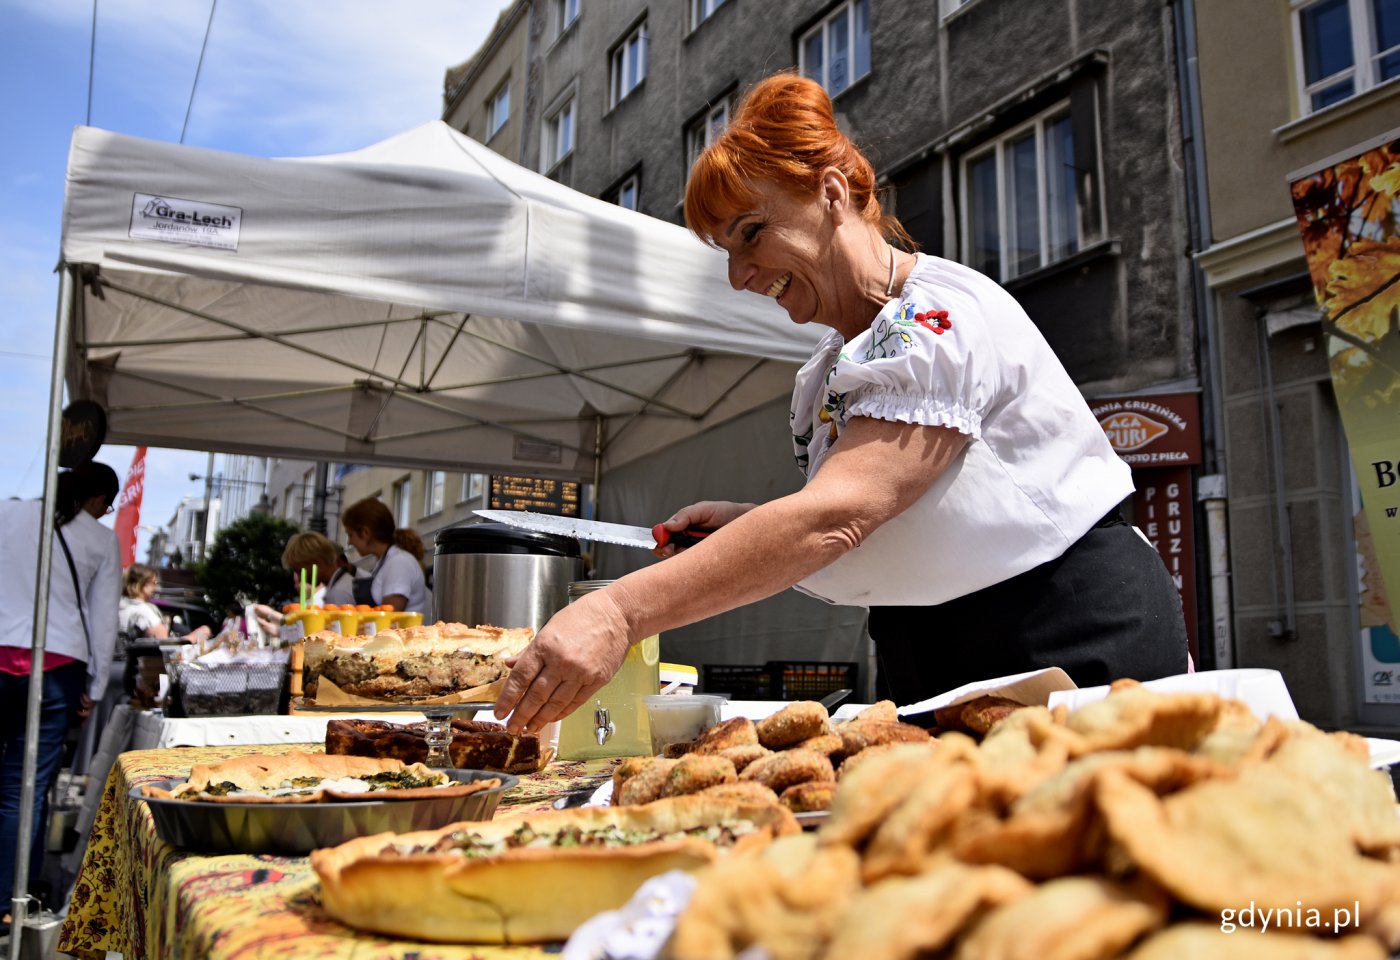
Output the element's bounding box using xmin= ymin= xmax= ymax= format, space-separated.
xmin=494 ymin=73 xmax=1187 ymax=732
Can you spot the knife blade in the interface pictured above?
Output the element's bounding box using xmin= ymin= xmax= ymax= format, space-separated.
xmin=473 ymin=510 xmax=712 ymax=550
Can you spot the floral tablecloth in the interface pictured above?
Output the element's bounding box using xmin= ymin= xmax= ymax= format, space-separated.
xmin=58 ymin=743 xmax=620 ymax=959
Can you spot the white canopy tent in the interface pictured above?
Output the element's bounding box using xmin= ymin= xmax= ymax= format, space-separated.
xmin=11 ymin=123 xmax=873 ymax=943
xmin=58 ymin=121 xmax=821 ymax=481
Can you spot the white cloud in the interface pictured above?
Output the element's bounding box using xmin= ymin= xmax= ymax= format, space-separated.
xmin=14 ymin=0 xmax=506 ymax=155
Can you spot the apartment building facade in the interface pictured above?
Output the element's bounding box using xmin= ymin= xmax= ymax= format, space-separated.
xmin=1192 ymin=0 xmax=1400 ymax=730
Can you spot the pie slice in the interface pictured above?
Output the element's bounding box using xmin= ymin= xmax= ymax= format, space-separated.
xmin=140 ymin=751 xmax=501 ymax=803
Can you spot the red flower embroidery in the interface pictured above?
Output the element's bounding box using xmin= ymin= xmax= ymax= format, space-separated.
xmin=913 ymin=309 xmax=953 ymax=334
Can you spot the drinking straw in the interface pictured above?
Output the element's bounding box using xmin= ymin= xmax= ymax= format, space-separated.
xmin=312 ymin=564 xmax=318 ymax=597
xmin=300 ymin=568 xmax=307 ymax=609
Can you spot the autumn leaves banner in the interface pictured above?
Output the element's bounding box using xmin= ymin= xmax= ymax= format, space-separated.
xmin=1290 ymin=133 xmax=1400 ymax=687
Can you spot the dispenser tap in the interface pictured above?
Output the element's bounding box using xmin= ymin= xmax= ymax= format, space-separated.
xmin=593 ymin=700 xmax=615 ymax=746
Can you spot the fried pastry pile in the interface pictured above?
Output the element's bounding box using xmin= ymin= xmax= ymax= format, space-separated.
xmin=663 ymin=680 xmax=1400 ymax=960
xmin=614 ymin=700 xmax=929 ymax=813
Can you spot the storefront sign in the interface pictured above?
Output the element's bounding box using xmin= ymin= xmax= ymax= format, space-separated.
xmin=1289 ymin=130 xmax=1400 ymax=703
xmin=1088 ymin=393 xmax=1202 ymax=466
xmin=1091 ymin=392 xmax=1202 ymax=661
xmin=1132 ymin=468 xmax=1198 ymax=659
xmin=489 ymin=475 xmax=580 ymax=516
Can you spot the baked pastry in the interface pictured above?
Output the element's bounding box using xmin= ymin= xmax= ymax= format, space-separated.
xmin=756 ymin=701 xmax=830 ymax=749
xmin=140 ymin=751 xmax=500 ymax=803
xmin=301 ymin=622 xmax=533 ymax=704
xmin=932 ymin=694 xmax=1028 ymax=739
xmin=324 ymin=718 xmax=545 ymax=774
xmin=311 ymin=795 xmax=799 ymax=943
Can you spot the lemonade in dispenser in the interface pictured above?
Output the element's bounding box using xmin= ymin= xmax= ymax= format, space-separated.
xmin=556 ymin=580 xmax=660 ymax=759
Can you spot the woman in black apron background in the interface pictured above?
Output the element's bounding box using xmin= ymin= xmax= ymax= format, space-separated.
xmin=339 ymin=498 xmax=428 ymax=615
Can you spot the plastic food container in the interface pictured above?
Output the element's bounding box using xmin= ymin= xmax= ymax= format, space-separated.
xmin=644 ymin=694 xmax=725 ymax=755
xmin=325 ymin=606 xmax=360 ymax=636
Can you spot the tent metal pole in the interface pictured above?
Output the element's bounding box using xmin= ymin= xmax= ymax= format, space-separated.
xmin=592 ymin=415 xmax=603 ymax=523
xmin=9 ymin=267 xmax=74 ymax=960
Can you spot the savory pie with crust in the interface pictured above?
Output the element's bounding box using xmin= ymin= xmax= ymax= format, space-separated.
xmin=301 ymin=622 xmax=534 ymax=704
xmin=140 ymin=752 xmax=502 ymax=804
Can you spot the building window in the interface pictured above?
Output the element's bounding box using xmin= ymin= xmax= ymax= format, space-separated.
xmin=488 ymin=80 xmax=510 ymax=139
xmin=610 ymin=21 xmax=648 ymax=107
xmin=1293 ymin=0 xmax=1400 ymax=113
xmin=543 ymin=98 xmax=575 ymax=171
xmin=612 ymin=173 xmax=640 ymax=210
xmin=283 ymin=485 xmax=296 ymax=520
xmin=690 ymin=0 xmax=726 ymax=31
xmin=685 ymin=99 xmax=731 ymax=182
xmin=961 ymin=102 xmax=1091 ymax=282
xmin=460 ymin=473 xmax=485 ymax=503
xmin=393 ymin=478 xmax=412 ymax=527
xmin=555 ymin=0 xmax=580 ymax=38
xmin=301 ymin=469 xmax=315 ymax=520
xmin=798 ymin=0 xmax=872 ymax=97
xmin=424 ymin=471 xmax=445 ymax=516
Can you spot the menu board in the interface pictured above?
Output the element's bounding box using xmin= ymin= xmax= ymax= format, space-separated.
xmin=489 ymin=476 xmax=580 ymax=516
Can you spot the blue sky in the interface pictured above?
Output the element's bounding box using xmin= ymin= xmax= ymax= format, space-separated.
xmin=0 ymin=0 xmax=509 ymax=556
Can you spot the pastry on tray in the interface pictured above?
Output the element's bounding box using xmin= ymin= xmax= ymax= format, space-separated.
xmin=325 ymin=717 xmax=547 ymax=774
xmin=140 ymin=751 xmax=502 ymax=803
xmin=312 ymin=795 xmax=799 ymax=943
xmin=300 ymin=622 xmax=533 ymax=705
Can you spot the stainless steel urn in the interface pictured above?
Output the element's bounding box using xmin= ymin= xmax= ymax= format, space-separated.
xmin=433 ymin=522 xmax=583 ymax=631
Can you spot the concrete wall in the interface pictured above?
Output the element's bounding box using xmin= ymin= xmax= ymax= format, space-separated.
xmin=468 ymin=0 xmax=1194 ymax=393
xmin=1195 ymin=0 xmax=1400 ymax=242
xmin=1213 ymin=270 xmax=1358 ymax=727
xmin=443 ymin=1 xmax=531 ymax=167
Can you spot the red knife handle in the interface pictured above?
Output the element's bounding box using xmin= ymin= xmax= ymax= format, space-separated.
xmin=652 ymin=524 xmax=712 ymax=549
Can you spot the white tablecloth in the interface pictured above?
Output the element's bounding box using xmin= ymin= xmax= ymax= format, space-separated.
xmin=129 ymin=709 xmax=433 ymax=749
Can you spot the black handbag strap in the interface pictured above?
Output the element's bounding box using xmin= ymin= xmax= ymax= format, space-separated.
xmin=55 ymin=524 xmax=96 ymax=668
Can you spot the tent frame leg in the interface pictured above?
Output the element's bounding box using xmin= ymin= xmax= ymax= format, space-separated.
xmin=9 ymin=266 xmax=74 ymax=960
xmin=591 ymin=415 xmax=603 ymax=522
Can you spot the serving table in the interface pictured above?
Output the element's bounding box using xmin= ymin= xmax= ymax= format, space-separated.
xmin=58 ymin=743 xmax=620 ymax=960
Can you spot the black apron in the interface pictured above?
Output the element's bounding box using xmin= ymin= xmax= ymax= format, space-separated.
xmin=868 ymin=512 xmax=1189 ymax=707
xmin=351 ymin=551 xmax=388 ymax=606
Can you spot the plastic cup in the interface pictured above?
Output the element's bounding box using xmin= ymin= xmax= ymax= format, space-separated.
xmin=644 ymin=694 xmax=725 ymax=755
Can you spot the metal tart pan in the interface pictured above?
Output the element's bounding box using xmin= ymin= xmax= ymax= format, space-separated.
xmin=133 ymin=768 xmax=518 ymax=855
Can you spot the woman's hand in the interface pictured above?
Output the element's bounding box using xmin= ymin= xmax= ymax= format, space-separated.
xmin=251 ymin=604 xmax=282 ymax=638
xmin=653 ymin=501 xmax=757 ymax=558
xmin=494 ymin=590 xmax=634 ymax=734
xmin=188 ymin=625 xmax=212 ymax=644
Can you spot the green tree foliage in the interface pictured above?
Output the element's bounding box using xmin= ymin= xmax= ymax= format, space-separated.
xmin=196 ymin=513 xmax=301 ymax=615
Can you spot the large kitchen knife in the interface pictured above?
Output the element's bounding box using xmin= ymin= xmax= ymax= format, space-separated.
xmin=473 ymin=510 xmax=712 ymax=550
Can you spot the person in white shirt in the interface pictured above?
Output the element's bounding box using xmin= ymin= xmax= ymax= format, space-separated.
xmin=0 ymin=462 xmax=120 ymax=914
xmin=321 ymin=546 xmax=357 ymax=608
xmin=339 ymin=498 xmax=428 ymax=614
xmin=251 ymin=531 xmax=344 ymax=638
xmin=120 ymin=563 xmax=211 ymax=645
xmin=494 ymin=73 xmax=1188 ymax=733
